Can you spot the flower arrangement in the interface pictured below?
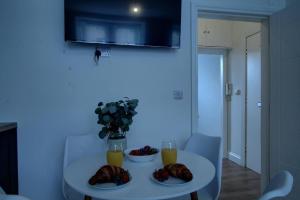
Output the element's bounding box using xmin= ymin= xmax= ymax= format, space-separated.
xmin=95 ymin=98 xmax=139 ymax=139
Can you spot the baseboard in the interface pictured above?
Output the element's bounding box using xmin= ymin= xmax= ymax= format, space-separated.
xmin=228 ymin=152 xmax=242 ymax=165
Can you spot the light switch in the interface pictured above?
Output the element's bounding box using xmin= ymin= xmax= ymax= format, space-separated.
xmin=257 ymin=102 xmax=262 ymax=108
xmin=173 ymin=90 xmax=183 ymax=100
xmin=235 ymin=89 xmax=241 ymax=95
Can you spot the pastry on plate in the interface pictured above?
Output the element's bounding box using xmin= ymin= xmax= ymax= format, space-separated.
xmin=164 ymin=163 xmax=193 ymax=182
xmin=153 ymin=163 xmax=193 ymax=182
xmin=89 ymin=165 xmax=130 ymax=185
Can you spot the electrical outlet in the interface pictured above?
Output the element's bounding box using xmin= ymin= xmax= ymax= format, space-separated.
xmin=101 ymin=48 xmax=111 ymax=57
xmin=173 ymin=90 xmax=183 ymax=100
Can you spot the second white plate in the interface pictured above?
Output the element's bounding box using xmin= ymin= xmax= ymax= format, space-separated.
xmin=150 ymin=174 xmax=191 ymax=186
xmin=89 ymin=174 xmax=132 ymax=190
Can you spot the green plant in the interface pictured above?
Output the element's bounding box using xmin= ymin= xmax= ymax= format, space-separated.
xmin=95 ymin=98 xmax=139 ymax=139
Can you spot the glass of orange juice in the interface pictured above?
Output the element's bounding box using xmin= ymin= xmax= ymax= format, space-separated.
xmin=161 ymin=140 xmax=177 ymax=166
xmin=106 ymin=143 xmax=124 ymax=167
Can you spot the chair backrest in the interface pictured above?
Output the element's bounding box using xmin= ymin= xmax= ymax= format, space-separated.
xmin=63 ymin=134 xmax=106 ymax=170
xmin=258 ymin=171 xmax=293 ymax=200
xmin=63 ymin=134 xmax=106 ymax=199
xmin=184 ymin=133 xmax=222 ymax=200
xmin=0 ymin=186 xmax=5 ymax=194
xmin=2 ymin=195 xmax=31 ymax=200
xmin=0 ymin=188 xmax=31 ymax=200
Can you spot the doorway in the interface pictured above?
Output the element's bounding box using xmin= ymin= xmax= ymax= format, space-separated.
xmin=193 ymin=14 xmax=263 ymax=198
xmin=195 ymin=17 xmax=262 ymax=166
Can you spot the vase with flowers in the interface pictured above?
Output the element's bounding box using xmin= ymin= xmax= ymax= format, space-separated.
xmin=95 ymin=98 xmax=139 ymax=150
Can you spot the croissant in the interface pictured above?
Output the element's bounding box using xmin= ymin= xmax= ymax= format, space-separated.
xmin=164 ymin=163 xmax=193 ymax=182
xmin=153 ymin=168 xmax=169 ymax=182
xmin=88 ymin=165 xmax=130 ymax=185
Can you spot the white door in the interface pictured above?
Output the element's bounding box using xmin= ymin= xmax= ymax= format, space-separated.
xmin=197 ymin=50 xmax=227 ymax=157
xmin=198 ymin=53 xmax=222 ymax=137
xmin=246 ymin=32 xmax=261 ymax=173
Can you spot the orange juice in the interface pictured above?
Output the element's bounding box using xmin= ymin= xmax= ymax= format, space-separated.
xmin=161 ymin=148 xmax=177 ymax=166
xmin=106 ymin=150 xmax=123 ymax=167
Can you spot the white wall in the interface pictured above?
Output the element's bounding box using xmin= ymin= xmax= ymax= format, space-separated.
xmin=228 ymin=21 xmax=260 ymax=165
xmin=195 ymin=0 xmax=285 ymax=15
xmin=270 ymin=1 xmax=300 ymax=199
xmin=197 ymin=54 xmax=222 ymax=137
xmin=0 ymin=1 xmax=192 ymax=199
xmin=0 ymin=0 xmax=285 ymax=200
xmin=198 ymin=18 xmax=233 ymax=48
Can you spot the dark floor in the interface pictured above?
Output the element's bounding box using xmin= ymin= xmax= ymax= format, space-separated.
xmin=219 ymin=159 xmax=261 ymax=200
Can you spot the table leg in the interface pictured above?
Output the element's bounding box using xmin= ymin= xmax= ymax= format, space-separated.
xmin=190 ymin=192 xmax=198 ymax=200
xmin=84 ymin=195 xmax=92 ymax=200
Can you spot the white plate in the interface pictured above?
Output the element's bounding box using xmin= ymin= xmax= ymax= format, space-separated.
xmin=89 ymin=174 xmax=132 ymax=190
xmin=125 ymin=148 xmax=159 ymax=162
xmin=150 ymin=174 xmax=192 ymax=186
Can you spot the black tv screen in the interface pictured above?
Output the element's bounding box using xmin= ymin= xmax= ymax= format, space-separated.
xmin=65 ymin=0 xmax=181 ymax=48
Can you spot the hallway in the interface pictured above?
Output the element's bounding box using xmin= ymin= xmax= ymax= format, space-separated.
xmin=220 ymin=159 xmax=261 ymax=200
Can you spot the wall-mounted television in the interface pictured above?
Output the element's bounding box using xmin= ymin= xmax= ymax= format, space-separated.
xmin=65 ymin=0 xmax=182 ymax=48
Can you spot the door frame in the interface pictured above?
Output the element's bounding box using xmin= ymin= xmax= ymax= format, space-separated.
xmin=190 ymin=2 xmax=271 ymax=189
xmin=197 ymin=47 xmax=230 ymax=158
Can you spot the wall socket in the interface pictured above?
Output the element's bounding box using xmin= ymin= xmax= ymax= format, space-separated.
xmin=173 ymin=90 xmax=183 ymax=100
xmin=100 ymin=48 xmax=111 ymax=57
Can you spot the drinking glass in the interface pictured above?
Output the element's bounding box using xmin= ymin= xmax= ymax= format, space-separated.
xmin=161 ymin=140 xmax=177 ymax=166
xmin=106 ymin=143 xmax=124 ymax=167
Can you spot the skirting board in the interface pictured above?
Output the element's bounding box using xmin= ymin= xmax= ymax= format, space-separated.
xmin=228 ymin=152 xmax=242 ymax=165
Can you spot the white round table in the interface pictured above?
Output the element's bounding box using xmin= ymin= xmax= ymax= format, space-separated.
xmin=64 ymin=150 xmax=215 ymax=200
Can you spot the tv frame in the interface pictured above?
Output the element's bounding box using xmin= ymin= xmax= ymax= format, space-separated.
xmin=64 ymin=0 xmax=182 ymax=48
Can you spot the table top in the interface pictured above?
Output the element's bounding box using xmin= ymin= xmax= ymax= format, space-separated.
xmin=64 ymin=150 xmax=215 ymax=200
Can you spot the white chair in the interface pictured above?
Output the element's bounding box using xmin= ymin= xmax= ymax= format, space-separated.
xmin=0 ymin=186 xmax=5 ymax=194
xmin=172 ymin=133 xmax=222 ymax=200
xmin=1 ymin=196 xmax=31 ymax=200
xmin=0 ymin=187 xmax=31 ymax=200
xmin=63 ymin=134 xmax=106 ymax=200
xmin=258 ymin=170 xmax=293 ymax=200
